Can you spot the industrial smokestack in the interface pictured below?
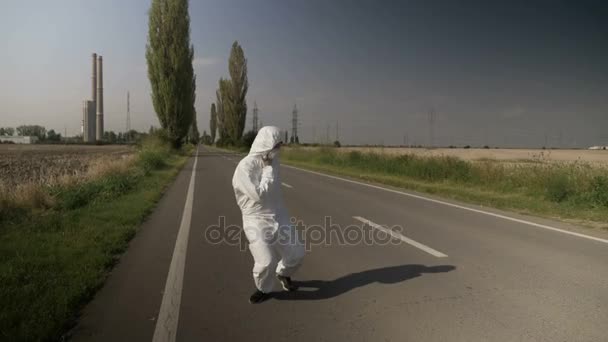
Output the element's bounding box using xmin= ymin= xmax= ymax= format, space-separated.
xmin=87 ymin=101 xmax=96 ymax=143
xmin=91 ymin=53 xmax=97 ymax=105
xmin=96 ymin=55 xmax=104 ymax=141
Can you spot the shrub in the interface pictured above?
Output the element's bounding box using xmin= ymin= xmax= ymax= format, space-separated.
xmin=56 ymin=181 xmax=105 ymax=210
xmin=138 ymin=150 xmax=167 ymax=172
xmin=588 ymin=175 xmax=608 ymax=208
xmin=12 ymin=183 xmax=55 ymax=209
xmin=348 ymin=151 xmax=363 ymax=164
xmin=545 ymin=173 xmax=572 ymax=203
xmin=137 ymin=136 xmax=170 ymax=173
xmin=100 ymin=172 xmax=139 ymax=197
xmin=54 ymin=171 xmax=139 ymax=210
xmin=241 ymin=130 xmax=257 ymax=149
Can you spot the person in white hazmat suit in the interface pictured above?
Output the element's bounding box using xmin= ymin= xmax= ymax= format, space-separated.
xmin=232 ymin=126 xmax=305 ymax=304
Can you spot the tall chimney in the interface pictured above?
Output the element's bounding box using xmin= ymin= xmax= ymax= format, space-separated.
xmin=91 ymin=53 xmax=97 ymax=105
xmin=96 ymin=55 xmax=104 ymax=141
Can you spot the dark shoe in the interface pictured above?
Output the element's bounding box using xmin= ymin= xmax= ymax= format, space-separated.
xmin=277 ymin=275 xmax=298 ymax=292
xmin=249 ymin=290 xmax=270 ymax=304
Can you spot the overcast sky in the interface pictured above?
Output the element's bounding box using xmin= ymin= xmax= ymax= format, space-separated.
xmin=1 ymin=0 xmax=607 ymax=147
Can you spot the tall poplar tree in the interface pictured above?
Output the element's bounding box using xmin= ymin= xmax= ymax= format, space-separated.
xmin=146 ymin=0 xmax=196 ymax=148
xmin=209 ymin=103 xmax=217 ymax=143
xmin=227 ymin=41 xmax=249 ymax=142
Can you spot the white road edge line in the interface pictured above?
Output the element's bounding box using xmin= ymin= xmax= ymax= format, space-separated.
xmin=282 ymin=164 xmax=608 ymax=245
xmin=353 ymin=216 xmax=448 ymax=258
xmin=282 ymin=182 xmax=293 ymax=188
xmin=152 ymin=148 xmax=198 ymax=342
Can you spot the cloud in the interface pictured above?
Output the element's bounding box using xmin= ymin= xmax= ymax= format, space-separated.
xmin=193 ymin=57 xmax=219 ymax=68
xmin=501 ymin=106 xmax=526 ymax=119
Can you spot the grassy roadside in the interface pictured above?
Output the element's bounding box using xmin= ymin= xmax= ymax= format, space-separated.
xmin=280 ymin=147 xmax=608 ymax=230
xmin=0 ymin=139 xmax=193 ymax=341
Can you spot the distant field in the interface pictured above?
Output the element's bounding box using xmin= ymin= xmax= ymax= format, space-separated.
xmin=331 ymin=147 xmax=608 ymax=164
xmin=0 ymin=144 xmax=134 ymax=187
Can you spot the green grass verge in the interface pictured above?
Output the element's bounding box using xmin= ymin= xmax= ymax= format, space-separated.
xmin=281 ymin=148 xmax=608 ymax=229
xmin=0 ymin=143 xmax=191 ymax=341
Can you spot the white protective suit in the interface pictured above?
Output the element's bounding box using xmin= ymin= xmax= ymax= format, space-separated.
xmin=232 ymin=126 xmax=305 ymax=293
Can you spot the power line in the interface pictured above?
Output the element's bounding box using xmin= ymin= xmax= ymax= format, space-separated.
xmin=484 ymin=124 xmax=488 ymax=147
xmin=126 ymin=91 xmax=131 ymax=133
xmin=428 ymin=108 xmax=436 ymax=147
xmin=335 ymin=120 xmax=339 ymax=142
xmin=291 ymin=103 xmax=298 ymax=143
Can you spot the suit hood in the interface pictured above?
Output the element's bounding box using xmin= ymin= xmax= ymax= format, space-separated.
xmin=249 ymin=126 xmax=283 ymax=155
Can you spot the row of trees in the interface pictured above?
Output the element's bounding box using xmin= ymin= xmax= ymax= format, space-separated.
xmin=211 ymin=41 xmax=249 ymax=146
xmin=0 ymin=127 xmax=15 ymax=136
xmin=145 ymin=0 xmax=252 ymax=148
xmin=0 ymin=124 xmax=150 ymax=144
xmin=102 ymin=130 xmax=142 ymax=144
xmin=0 ymin=125 xmax=61 ymax=142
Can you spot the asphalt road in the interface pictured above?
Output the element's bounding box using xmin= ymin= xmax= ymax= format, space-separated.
xmin=71 ymin=147 xmax=608 ymax=342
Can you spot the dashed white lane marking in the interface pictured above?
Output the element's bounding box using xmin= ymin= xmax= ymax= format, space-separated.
xmin=282 ymin=164 xmax=608 ymax=246
xmin=281 ymin=182 xmax=293 ymax=188
xmin=152 ymin=148 xmax=198 ymax=342
xmin=353 ymin=216 xmax=448 ymax=258
xmin=219 ymin=155 xmax=238 ymax=164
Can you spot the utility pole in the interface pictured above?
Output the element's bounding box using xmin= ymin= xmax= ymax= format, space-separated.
xmin=312 ymin=126 xmax=316 ymax=144
xmin=484 ymin=124 xmax=488 ymax=147
xmin=335 ymin=121 xmax=339 ymax=142
xmin=326 ymin=123 xmax=330 ymax=144
xmin=428 ymin=108 xmax=436 ymax=148
xmin=291 ymin=103 xmax=298 ymax=144
xmin=126 ymin=91 xmax=131 ymax=133
xmin=252 ymin=101 xmax=259 ymax=132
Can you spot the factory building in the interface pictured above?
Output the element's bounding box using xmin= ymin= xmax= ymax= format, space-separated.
xmin=82 ymin=53 xmax=104 ymax=143
xmin=0 ymin=136 xmax=39 ymax=144
xmin=83 ymin=100 xmax=96 ymax=142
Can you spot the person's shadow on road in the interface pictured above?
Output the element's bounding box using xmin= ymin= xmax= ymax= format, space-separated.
xmin=273 ymin=264 xmax=456 ymax=301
